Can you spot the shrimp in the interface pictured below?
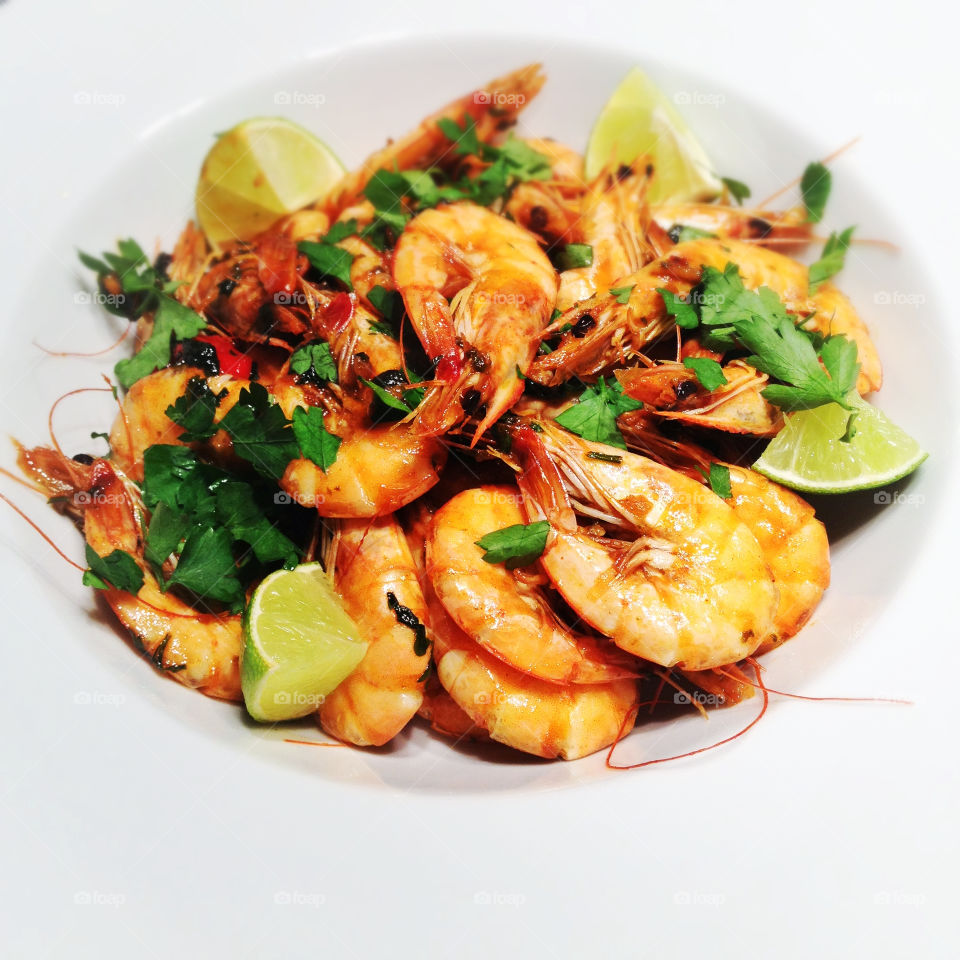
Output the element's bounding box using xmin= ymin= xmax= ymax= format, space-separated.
xmin=556 ymin=161 xmax=658 ymax=312
xmin=504 ymin=138 xmax=585 ymax=245
xmin=19 ymin=448 xmax=242 ymax=700
xmin=617 ymin=414 xmax=830 ymax=651
xmin=392 ymin=202 xmax=557 ymax=441
xmin=615 ymin=360 xmax=783 ymax=436
xmin=326 ymin=64 xmax=546 ymax=216
xmin=511 ymin=420 xmax=778 ymax=670
xmin=417 ymin=674 xmax=488 ymax=742
xmin=318 ymin=514 xmax=431 ymax=746
xmin=528 ymin=236 xmax=877 ymax=389
xmin=429 ymin=605 xmax=638 ymax=760
xmin=426 ymin=485 xmax=638 ymax=684
xmin=652 ymin=202 xmax=812 ymax=248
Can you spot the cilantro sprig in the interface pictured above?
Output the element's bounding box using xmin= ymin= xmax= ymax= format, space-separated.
xmin=79 ymin=240 xmax=207 ymax=389
xmin=475 ymin=520 xmax=550 ymax=569
xmin=808 ymin=227 xmax=855 ymax=293
xmin=800 ymin=161 xmax=831 ymax=223
xmin=554 ymin=377 xmax=642 ymax=450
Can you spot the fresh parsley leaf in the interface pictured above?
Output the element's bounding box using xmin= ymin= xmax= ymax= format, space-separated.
xmin=550 ymin=308 xmax=562 ymax=322
xmin=437 ymin=115 xmax=482 ymax=156
xmin=657 ymin=288 xmax=699 ymax=330
xmin=367 ymin=285 xmax=404 ymax=326
xmin=291 ymin=405 xmax=341 ymax=472
xmin=610 ymin=285 xmax=635 ymax=305
xmin=808 ymin=226 xmax=855 ymax=293
xmin=800 ymin=161 xmax=831 ymax=223
xmin=368 ymin=321 xmax=397 ymax=338
xmin=361 ymin=376 xmax=422 ymax=416
xmin=142 ymin=446 xmax=217 ymax=517
xmin=322 ymin=219 xmax=359 ymax=244
xmin=143 ymin=502 xmax=193 ymax=568
xmin=218 ymin=382 xmax=299 ymax=480
xmin=289 ymin=339 xmax=338 ymax=384
xmin=682 ymin=357 xmax=728 ymax=391
xmin=554 ymin=243 xmax=594 ymax=271
xmin=721 ymin=176 xmax=751 ymax=205
xmin=475 ymin=520 xmax=550 ymax=569
xmin=705 ymin=463 xmax=732 ymax=499
xmin=215 ymin=482 xmax=298 ymax=565
xmin=114 ymin=295 xmax=206 ymax=389
xmin=164 ymin=526 xmax=243 ymax=607
xmin=298 ymin=240 xmax=354 ymax=289
xmin=164 ymin=376 xmax=225 ymax=442
xmin=83 ymin=543 xmax=144 ymax=594
xmin=554 ymin=377 xmax=642 ymax=450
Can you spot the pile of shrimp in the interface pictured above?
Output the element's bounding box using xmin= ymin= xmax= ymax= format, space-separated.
xmin=17 ymin=64 xmax=883 ymax=763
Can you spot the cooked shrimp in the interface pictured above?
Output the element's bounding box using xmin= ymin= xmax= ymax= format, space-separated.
xmin=426 ymin=485 xmax=637 ymax=684
xmin=19 ymin=449 xmax=242 ymax=700
xmin=652 ymin=202 xmax=812 ymax=247
xmin=326 ymin=64 xmax=546 ymax=216
xmin=617 ymin=415 xmax=830 ymax=651
xmin=556 ymin=161 xmax=657 ymax=311
xmin=392 ymin=201 xmax=557 ymax=441
xmin=504 ymin=138 xmax=585 ymax=244
xmin=529 ymin=237 xmax=826 ymax=386
xmin=616 ymin=360 xmax=783 ymax=436
xmin=318 ymin=515 xmax=431 ymax=746
xmin=274 ymin=292 xmax=447 ymax=517
xmin=418 ymin=561 xmax=637 ymax=760
xmin=511 ymin=420 xmax=778 ymax=670
xmin=417 ymin=675 xmax=488 ymax=742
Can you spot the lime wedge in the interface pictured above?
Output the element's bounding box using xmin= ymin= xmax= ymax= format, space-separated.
xmin=241 ymin=563 xmax=366 ymax=723
xmin=752 ymin=395 xmax=927 ymax=494
xmin=196 ymin=117 xmax=345 ymax=248
xmin=585 ymin=66 xmax=723 ymax=202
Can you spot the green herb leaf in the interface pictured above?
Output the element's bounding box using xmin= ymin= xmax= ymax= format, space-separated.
xmin=144 ymin=502 xmax=193 ymax=568
xmin=554 ymin=377 xmax=642 ymax=450
xmin=437 ymin=115 xmax=482 ymax=156
xmin=215 ymin=482 xmax=298 ymax=565
xmin=83 ymin=543 xmax=144 ymax=594
xmin=164 ymin=376 xmax=225 ymax=442
xmin=669 ymin=224 xmax=718 ymax=244
xmin=218 ymin=382 xmax=299 ymax=480
xmin=721 ymin=176 xmax=751 ymax=205
xmin=555 ymin=243 xmax=594 ymax=270
xmin=289 ymin=339 xmax=338 ymax=383
xmin=164 ymin=526 xmax=243 ymax=607
xmin=808 ymin=226 xmax=855 ymax=293
xmin=367 ymin=284 xmax=404 ymax=326
xmin=114 ymin=295 xmax=206 ymax=389
xmin=298 ymin=240 xmax=354 ymax=289
xmin=291 ymin=405 xmax=341 ymax=472
xmin=475 ymin=520 xmax=550 ymax=569
xmin=800 ymin=161 xmax=831 ymax=223
xmin=610 ymin=285 xmax=635 ymax=305
xmin=705 ymin=463 xmax=732 ymax=499
xmin=657 ymin=287 xmax=700 ymax=330
xmin=682 ymin=357 xmax=728 ymax=391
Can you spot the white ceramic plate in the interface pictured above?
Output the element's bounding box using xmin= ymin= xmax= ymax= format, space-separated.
xmin=2 ymin=25 xmax=956 ymax=959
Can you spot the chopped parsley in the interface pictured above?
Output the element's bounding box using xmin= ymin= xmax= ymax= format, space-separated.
xmin=289 ymin=339 xmax=338 ymax=385
xmin=165 ymin=376 xmax=225 ymax=442
xmin=610 ymin=284 xmax=635 ymax=305
xmin=669 ymin=224 xmax=717 ymax=244
xmin=291 ymin=405 xmax=341 ymax=472
xmin=703 ymin=462 xmax=732 ymax=499
xmin=554 ymin=377 xmax=643 ymax=450
xmin=475 ymin=520 xmax=550 ymax=569
xmin=682 ymin=356 xmax=728 ymax=392
xmin=720 ymin=176 xmax=751 ymax=206
xmin=83 ymin=543 xmax=144 ymax=594
xmin=218 ymin=382 xmax=300 ymax=480
xmin=808 ymin=227 xmax=855 ymax=293
xmin=800 ymin=161 xmax=831 ymax=223
xmin=554 ymin=243 xmax=594 ymax=271
xmin=298 ymin=240 xmax=354 ymax=289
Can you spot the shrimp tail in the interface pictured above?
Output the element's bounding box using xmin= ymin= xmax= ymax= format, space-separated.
xmin=510 ymin=423 xmax=577 ymax=532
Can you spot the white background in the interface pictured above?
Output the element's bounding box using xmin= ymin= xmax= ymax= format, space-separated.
xmin=1 ymin=1 xmax=958 ymax=957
